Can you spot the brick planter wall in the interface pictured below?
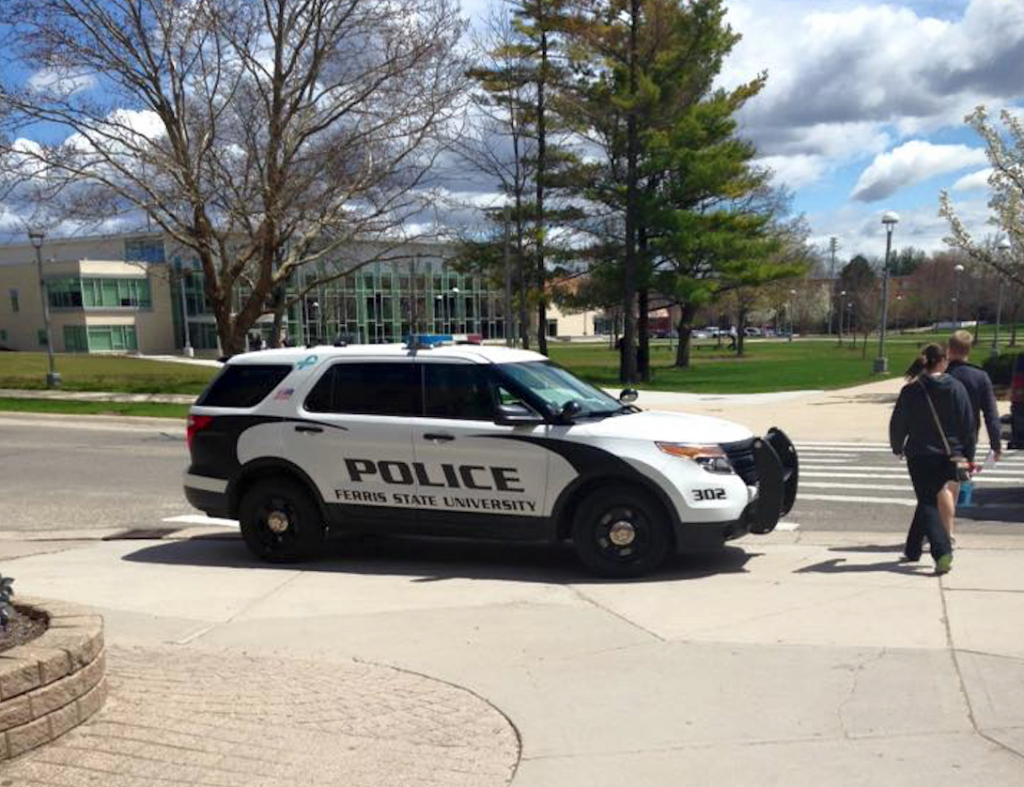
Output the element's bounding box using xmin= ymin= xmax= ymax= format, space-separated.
xmin=0 ymin=597 xmax=106 ymax=760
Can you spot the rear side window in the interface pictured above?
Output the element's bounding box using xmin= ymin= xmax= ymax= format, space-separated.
xmin=424 ymin=364 xmax=494 ymax=420
xmin=196 ymin=364 xmax=292 ymax=408
xmin=305 ymin=362 xmax=421 ymax=416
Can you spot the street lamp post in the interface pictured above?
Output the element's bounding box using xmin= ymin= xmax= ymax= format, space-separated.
xmin=993 ymin=242 xmax=1009 ymax=357
xmin=178 ymin=268 xmax=194 ymax=357
xmin=874 ymin=211 xmax=899 ymax=373
xmin=788 ymin=289 xmax=796 ymax=341
xmin=953 ymin=263 xmax=965 ymax=326
xmin=28 ymin=229 xmax=61 ymax=388
xmin=838 ymin=290 xmax=847 ymax=345
xmin=895 ymin=293 xmax=903 ymax=334
xmin=451 ymin=286 xmax=460 ymax=333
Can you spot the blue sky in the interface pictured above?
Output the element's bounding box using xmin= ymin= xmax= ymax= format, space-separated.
xmin=3 ymin=0 xmax=1022 ymax=260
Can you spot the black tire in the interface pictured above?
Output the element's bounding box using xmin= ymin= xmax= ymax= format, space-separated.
xmin=571 ymin=485 xmax=671 ymax=578
xmin=238 ymin=479 xmax=324 ymax=562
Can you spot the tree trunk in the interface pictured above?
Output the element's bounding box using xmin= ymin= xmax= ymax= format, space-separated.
xmin=638 ymin=288 xmax=650 ymax=381
xmin=736 ymin=309 xmax=748 ymax=357
xmin=534 ymin=19 xmax=549 ymax=357
xmin=268 ymin=284 xmax=287 ymax=348
xmin=673 ymin=303 xmax=697 ymax=367
xmin=620 ymin=0 xmax=640 ymax=384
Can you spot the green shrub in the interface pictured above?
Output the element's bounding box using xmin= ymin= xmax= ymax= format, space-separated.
xmin=982 ymin=352 xmax=1021 ymax=386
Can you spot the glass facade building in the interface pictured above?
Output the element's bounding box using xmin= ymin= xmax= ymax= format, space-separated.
xmin=171 ymin=252 xmax=511 ymax=351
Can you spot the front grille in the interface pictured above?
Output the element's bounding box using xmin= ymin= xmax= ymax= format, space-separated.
xmin=721 ymin=438 xmax=758 ymax=485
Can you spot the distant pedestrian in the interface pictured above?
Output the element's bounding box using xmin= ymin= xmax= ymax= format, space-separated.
xmin=728 ymin=326 xmax=737 ymax=350
xmin=889 ymin=343 xmax=976 ymax=575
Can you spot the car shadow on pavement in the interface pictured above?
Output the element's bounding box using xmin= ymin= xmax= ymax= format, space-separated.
xmin=120 ymin=534 xmax=760 ymax=584
xmin=794 ymin=557 xmax=931 ymax=576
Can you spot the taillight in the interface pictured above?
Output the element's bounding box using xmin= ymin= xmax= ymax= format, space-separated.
xmin=1012 ymin=372 xmax=1024 ymax=404
xmin=186 ymin=415 xmax=213 ymax=451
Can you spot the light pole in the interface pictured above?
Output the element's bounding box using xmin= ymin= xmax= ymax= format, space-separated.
xmin=435 ymin=294 xmax=444 ymax=332
xmin=895 ymin=293 xmax=903 ymax=334
xmin=178 ymin=268 xmax=194 ymax=357
xmin=992 ymin=242 xmax=1009 ymax=357
xmin=788 ymin=289 xmax=796 ymax=341
xmin=953 ymin=263 xmax=965 ymax=326
xmin=838 ymin=290 xmax=847 ymax=345
xmin=28 ymin=229 xmax=60 ymax=388
xmin=827 ymin=237 xmax=838 ymax=335
xmin=451 ymin=286 xmax=460 ymax=333
xmin=874 ymin=210 xmax=899 ymax=373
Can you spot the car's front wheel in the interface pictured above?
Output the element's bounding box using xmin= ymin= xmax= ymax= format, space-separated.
xmin=238 ymin=479 xmax=324 ymax=562
xmin=571 ymin=486 xmax=671 ymax=578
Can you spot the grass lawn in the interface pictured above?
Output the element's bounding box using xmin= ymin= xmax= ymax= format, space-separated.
xmin=0 ymin=353 xmax=216 ymax=394
xmin=0 ymin=397 xmax=189 ymax=418
xmin=550 ymin=339 xmax=931 ymax=393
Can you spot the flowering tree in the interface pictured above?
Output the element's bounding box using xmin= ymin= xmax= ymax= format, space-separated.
xmin=940 ymin=106 xmax=1024 ymax=288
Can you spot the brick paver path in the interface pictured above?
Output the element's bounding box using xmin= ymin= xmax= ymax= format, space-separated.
xmin=1 ymin=647 xmax=519 ymax=786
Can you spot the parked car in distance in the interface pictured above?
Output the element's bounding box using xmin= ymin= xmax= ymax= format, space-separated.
xmin=744 ymin=327 xmax=763 ymax=337
xmin=691 ymin=330 xmax=710 ymax=340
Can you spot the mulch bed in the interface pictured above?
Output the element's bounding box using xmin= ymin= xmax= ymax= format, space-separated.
xmin=0 ymin=607 xmax=48 ymax=653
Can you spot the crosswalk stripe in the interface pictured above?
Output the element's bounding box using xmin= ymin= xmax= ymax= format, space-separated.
xmin=162 ymin=514 xmax=237 ymax=527
xmin=801 ymin=482 xmax=912 ymax=492
xmin=798 ymin=494 xmax=917 ymax=507
xmin=802 ymin=471 xmax=1024 ymax=483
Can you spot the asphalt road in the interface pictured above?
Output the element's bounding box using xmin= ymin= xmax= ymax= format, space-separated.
xmin=1 ymin=414 xmax=1022 ymax=539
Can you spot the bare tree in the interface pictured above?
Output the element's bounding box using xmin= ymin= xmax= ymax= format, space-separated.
xmin=0 ymin=0 xmax=466 ymax=354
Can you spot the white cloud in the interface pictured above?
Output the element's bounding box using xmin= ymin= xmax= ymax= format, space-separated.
xmin=724 ymin=0 xmax=1024 ymax=166
xmin=756 ymin=154 xmax=828 ymax=189
xmin=952 ymin=167 xmax=993 ymax=192
xmin=851 ymin=140 xmax=987 ymax=202
xmin=27 ymin=68 xmax=96 ymax=96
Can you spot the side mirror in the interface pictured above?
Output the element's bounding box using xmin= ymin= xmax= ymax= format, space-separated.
xmin=557 ymin=400 xmax=582 ymax=424
xmin=494 ymin=403 xmax=545 ymax=426
xmin=619 ymin=388 xmax=638 ymax=404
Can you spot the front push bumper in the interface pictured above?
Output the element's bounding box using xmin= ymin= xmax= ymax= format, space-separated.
xmin=742 ymin=427 xmax=799 ymax=535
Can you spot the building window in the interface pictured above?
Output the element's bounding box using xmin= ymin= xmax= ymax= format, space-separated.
xmin=0 ymin=329 xmax=7 ymax=342
xmin=9 ymin=289 xmax=18 ymax=313
xmin=47 ymin=278 xmax=84 ymax=308
xmin=81 ymin=278 xmax=151 ymax=309
xmin=86 ymin=325 xmax=138 ymax=352
xmin=64 ymin=325 xmax=88 ymax=352
xmin=124 ymin=238 xmax=165 ymax=264
xmin=38 ymin=329 xmax=48 ymax=347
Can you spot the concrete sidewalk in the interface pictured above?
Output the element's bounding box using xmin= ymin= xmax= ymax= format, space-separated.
xmin=1 ymin=529 xmax=1022 ymax=785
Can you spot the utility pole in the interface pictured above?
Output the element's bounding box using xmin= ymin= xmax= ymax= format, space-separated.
xmin=179 ymin=269 xmax=194 ymax=357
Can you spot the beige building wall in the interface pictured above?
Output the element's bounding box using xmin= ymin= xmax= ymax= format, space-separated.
xmin=0 ymin=233 xmax=177 ymax=353
xmin=546 ymin=301 xmax=599 ymax=338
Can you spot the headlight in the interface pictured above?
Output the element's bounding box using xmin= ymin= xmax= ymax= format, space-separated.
xmin=656 ymin=442 xmax=734 ymax=474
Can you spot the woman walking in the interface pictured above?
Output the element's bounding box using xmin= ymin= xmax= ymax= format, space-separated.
xmin=889 ymin=343 xmax=975 ymax=575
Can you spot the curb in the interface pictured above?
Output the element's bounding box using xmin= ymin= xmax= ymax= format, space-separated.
xmin=0 ymin=597 xmax=106 ymax=760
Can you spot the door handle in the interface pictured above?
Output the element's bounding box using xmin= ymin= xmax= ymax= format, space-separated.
xmin=423 ymin=433 xmax=455 ymax=442
xmin=294 ymin=425 xmax=323 ymax=434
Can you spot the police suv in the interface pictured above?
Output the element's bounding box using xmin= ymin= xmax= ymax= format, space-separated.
xmin=183 ymin=342 xmax=798 ymax=577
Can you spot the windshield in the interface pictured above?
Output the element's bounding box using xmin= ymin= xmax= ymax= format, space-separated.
xmin=499 ymin=361 xmax=623 ymax=418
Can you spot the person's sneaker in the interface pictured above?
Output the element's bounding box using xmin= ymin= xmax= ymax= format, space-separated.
xmin=899 ymin=554 xmax=920 ymax=563
xmin=935 ymin=554 xmax=953 ymax=576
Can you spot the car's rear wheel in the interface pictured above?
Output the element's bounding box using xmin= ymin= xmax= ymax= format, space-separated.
xmin=571 ymin=486 xmax=671 ymax=578
xmin=238 ymin=479 xmax=324 ymax=562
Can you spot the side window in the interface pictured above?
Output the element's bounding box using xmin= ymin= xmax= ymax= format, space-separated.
xmin=196 ymin=364 xmax=292 ymax=408
xmin=304 ymin=362 xmax=420 ymax=417
xmin=424 ymin=364 xmax=494 ymax=421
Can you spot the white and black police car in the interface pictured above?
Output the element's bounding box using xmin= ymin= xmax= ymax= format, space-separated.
xmin=183 ymin=341 xmax=798 ymax=577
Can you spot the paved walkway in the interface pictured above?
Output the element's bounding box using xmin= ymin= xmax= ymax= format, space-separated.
xmin=2 ymin=646 xmax=518 ymax=787
xmin=2 ymin=529 xmax=1023 ymax=785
